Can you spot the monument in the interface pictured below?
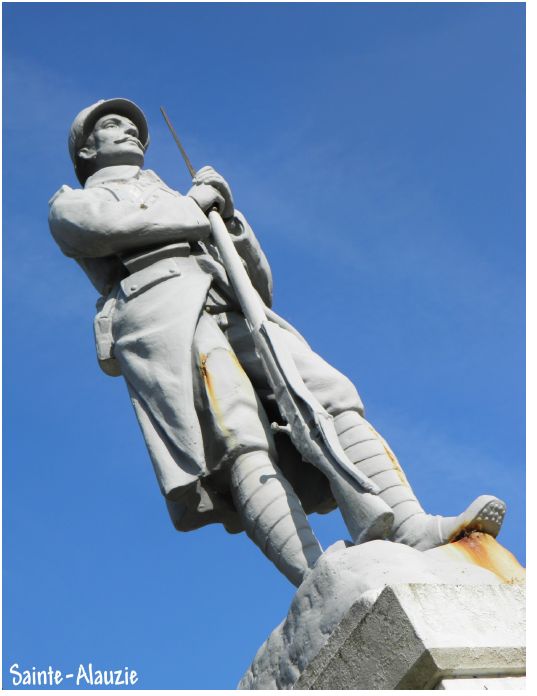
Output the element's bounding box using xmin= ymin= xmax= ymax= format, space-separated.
xmin=49 ymin=98 xmax=524 ymax=689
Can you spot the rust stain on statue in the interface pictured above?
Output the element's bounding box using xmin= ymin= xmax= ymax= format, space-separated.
xmin=448 ymin=532 xmax=525 ymax=584
xmin=366 ymin=422 xmax=410 ymax=486
xmin=199 ymin=353 xmax=214 ymax=397
xmin=199 ymin=352 xmax=230 ymax=436
xmin=230 ymin=351 xmax=248 ymax=376
xmin=382 ymin=440 xmax=410 ymax=487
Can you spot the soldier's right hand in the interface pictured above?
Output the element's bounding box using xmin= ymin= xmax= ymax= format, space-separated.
xmin=187 ymin=165 xmax=234 ymax=219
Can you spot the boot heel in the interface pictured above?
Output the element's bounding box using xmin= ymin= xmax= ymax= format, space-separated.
xmin=329 ymin=473 xmax=394 ymax=544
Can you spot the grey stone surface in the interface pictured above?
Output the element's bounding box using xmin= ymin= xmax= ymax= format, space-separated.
xmin=436 ymin=676 xmax=526 ymax=690
xmin=299 ymin=583 xmax=525 ymax=690
xmin=49 ymin=97 xmax=524 ymax=694
xmin=49 ymin=98 xmax=508 ymax=588
xmin=238 ymin=539 xmax=525 ymax=690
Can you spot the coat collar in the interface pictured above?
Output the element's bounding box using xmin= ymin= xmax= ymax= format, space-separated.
xmin=85 ymin=165 xmax=162 ymax=188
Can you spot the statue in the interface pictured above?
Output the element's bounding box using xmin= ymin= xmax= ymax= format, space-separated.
xmin=48 ymin=98 xmax=506 ymax=587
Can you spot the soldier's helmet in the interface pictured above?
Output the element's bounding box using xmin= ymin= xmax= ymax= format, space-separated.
xmin=69 ymin=98 xmax=150 ymax=184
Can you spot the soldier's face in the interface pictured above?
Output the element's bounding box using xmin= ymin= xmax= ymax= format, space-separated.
xmin=80 ymin=113 xmax=145 ymax=170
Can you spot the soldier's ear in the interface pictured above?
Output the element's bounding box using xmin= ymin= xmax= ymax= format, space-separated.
xmin=78 ymin=145 xmax=97 ymax=162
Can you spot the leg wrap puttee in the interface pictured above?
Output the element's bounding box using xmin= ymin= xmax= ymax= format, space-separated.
xmin=334 ymin=410 xmax=424 ymax=532
xmin=334 ymin=411 xmax=506 ymax=550
xmin=230 ymin=451 xmax=323 ymax=586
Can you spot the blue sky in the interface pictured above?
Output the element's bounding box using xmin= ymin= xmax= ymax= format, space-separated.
xmin=3 ymin=2 xmax=525 ymax=690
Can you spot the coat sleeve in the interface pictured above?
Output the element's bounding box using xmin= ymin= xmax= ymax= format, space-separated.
xmin=48 ymin=185 xmax=212 ymax=259
xmin=226 ymin=210 xmax=273 ymax=308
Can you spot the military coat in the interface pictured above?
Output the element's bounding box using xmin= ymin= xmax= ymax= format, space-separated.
xmin=49 ymin=165 xmax=337 ymax=532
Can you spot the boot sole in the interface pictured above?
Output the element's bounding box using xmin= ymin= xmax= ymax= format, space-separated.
xmin=449 ymin=494 xmax=506 ymax=542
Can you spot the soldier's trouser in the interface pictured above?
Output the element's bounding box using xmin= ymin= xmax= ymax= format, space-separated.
xmin=194 ymin=310 xmax=365 ymax=469
xmin=194 ymin=311 xmax=393 ymax=581
xmin=216 ymin=312 xmax=394 ymax=545
xmin=199 ymin=312 xmax=506 ymax=552
xmin=193 ymin=312 xmax=323 ymax=585
xmin=221 ymin=311 xmax=365 ymax=416
xmin=333 ymin=409 xmax=506 ymax=550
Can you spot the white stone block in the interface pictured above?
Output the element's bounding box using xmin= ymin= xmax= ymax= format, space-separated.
xmin=238 ymin=536 xmax=525 ymax=690
xmin=296 ymin=583 xmax=525 ymax=690
xmin=436 ymin=676 xmax=526 ymax=689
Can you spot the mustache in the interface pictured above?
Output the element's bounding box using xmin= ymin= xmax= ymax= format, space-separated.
xmin=114 ymin=136 xmax=143 ymax=149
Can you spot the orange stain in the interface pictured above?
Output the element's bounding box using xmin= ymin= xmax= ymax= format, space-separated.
xmin=199 ymin=352 xmax=228 ymax=434
xmin=230 ymin=351 xmax=248 ymax=376
xmin=366 ymin=422 xmax=411 ymax=487
xmin=447 ymin=532 xmax=525 ymax=584
xmin=199 ymin=353 xmax=214 ymax=398
xmin=199 ymin=351 xmax=247 ymax=439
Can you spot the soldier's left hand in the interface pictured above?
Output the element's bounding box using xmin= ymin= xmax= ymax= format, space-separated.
xmin=187 ymin=165 xmax=235 ymax=219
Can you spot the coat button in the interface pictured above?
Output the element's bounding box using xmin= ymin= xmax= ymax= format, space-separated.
xmin=130 ymin=285 xmax=138 ymax=292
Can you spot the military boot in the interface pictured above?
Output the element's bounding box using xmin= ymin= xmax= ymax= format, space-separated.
xmin=334 ymin=411 xmax=506 ymax=551
xmin=230 ymin=450 xmax=323 ymax=586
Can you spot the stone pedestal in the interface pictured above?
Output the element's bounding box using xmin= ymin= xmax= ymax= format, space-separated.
xmin=238 ymin=534 xmax=525 ymax=690
xmin=294 ymin=583 xmax=525 ymax=690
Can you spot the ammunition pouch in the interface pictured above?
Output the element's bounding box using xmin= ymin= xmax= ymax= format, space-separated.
xmin=94 ymin=287 xmax=121 ymax=377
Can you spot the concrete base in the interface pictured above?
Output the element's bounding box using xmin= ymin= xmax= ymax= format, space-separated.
xmin=437 ymin=676 xmax=526 ymax=690
xmin=294 ymin=583 xmax=525 ymax=690
xmin=238 ymin=534 xmax=525 ymax=690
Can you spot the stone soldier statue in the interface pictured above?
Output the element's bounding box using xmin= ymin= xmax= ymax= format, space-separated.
xmin=49 ymin=98 xmax=506 ymax=587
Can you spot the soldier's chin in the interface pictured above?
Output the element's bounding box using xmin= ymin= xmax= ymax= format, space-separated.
xmin=125 ymin=141 xmax=144 ymax=152
xmin=119 ymin=142 xmax=143 ymax=156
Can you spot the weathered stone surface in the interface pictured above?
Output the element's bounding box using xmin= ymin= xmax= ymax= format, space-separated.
xmin=436 ymin=676 xmax=526 ymax=690
xmin=297 ymin=583 xmax=525 ymax=690
xmin=238 ymin=535 xmax=525 ymax=690
xmin=50 ymin=98 xmax=510 ymax=591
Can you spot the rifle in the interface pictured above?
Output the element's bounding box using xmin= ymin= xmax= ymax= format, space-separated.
xmin=160 ymin=107 xmax=393 ymax=543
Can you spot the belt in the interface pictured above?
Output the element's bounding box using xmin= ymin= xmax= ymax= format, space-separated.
xmin=121 ymin=241 xmax=191 ymax=273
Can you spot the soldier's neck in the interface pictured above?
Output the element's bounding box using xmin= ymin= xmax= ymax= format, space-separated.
xmin=85 ymin=164 xmax=144 ymax=187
